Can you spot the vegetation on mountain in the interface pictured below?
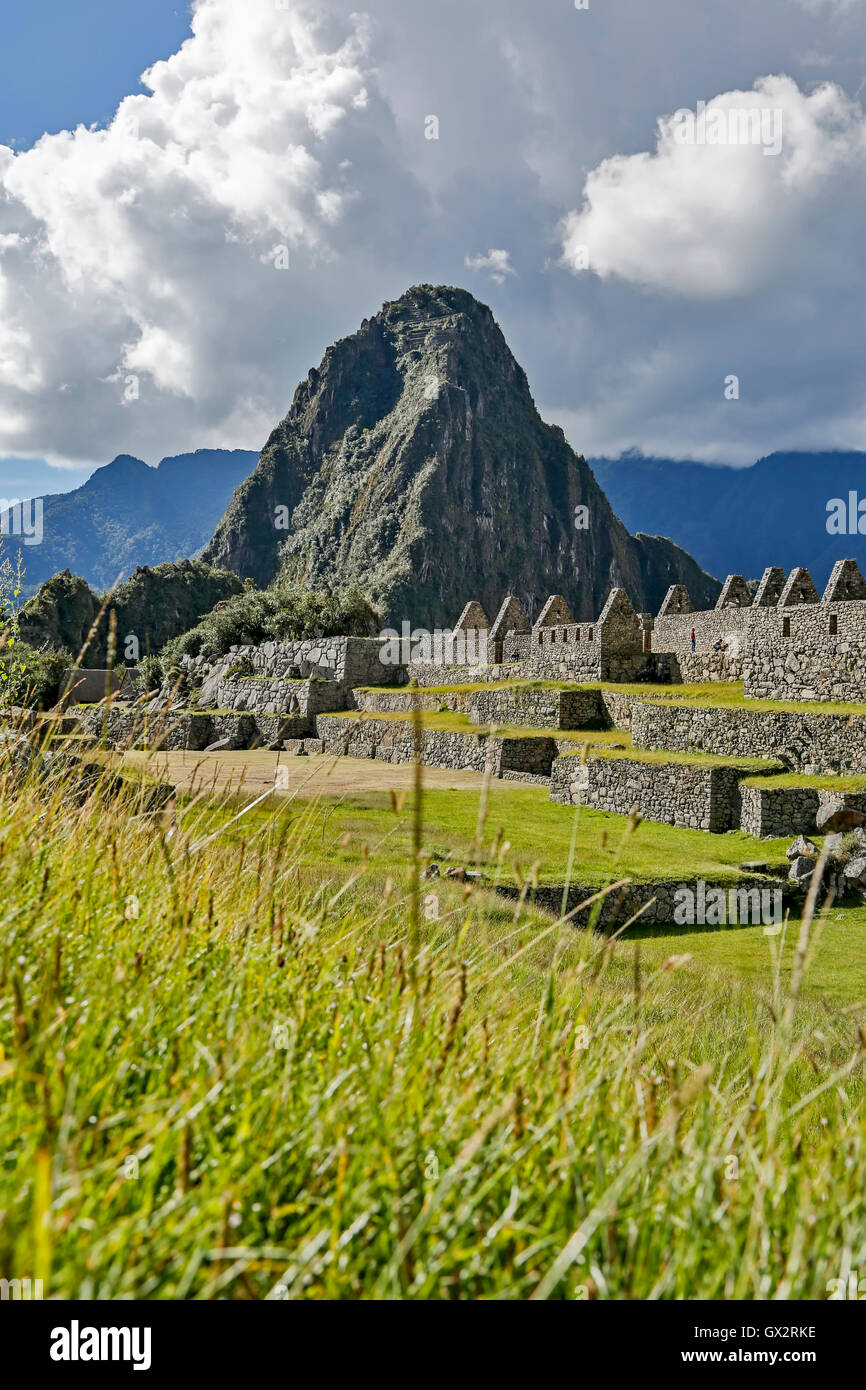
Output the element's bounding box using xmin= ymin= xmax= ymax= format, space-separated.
xmin=160 ymin=581 xmax=379 ymax=664
xmin=19 ymin=561 xmax=244 ymax=667
xmin=11 ymin=449 xmax=257 ymax=594
xmin=204 ymin=285 xmax=720 ymax=623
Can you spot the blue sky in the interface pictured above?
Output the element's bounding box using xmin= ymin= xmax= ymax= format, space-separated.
xmin=0 ymin=2 xmax=192 ymax=149
xmin=0 ymin=1 xmax=192 ymax=495
xmin=1 ymin=0 xmax=866 ymax=503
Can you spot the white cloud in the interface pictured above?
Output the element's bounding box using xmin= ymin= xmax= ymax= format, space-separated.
xmin=464 ymin=248 xmax=516 ymax=284
xmin=0 ymin=0 xmax=423 ymax=464
xmin=1 ymin=0 xmax=866 ymax=477
xmin=561 ymin=76 xmax=866 ymax=298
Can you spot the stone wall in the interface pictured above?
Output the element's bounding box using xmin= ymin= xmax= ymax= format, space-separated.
xmin=181 ymin=636 xmax=400 ymax=703
xmin=653 ymin=608 xmax=753 ymax=660
xmin=598 ymin=690 xmax=640 ymax=731
xmin=469 ymin=686 xmax=609 ymax=730
xmin=630 ymin=699 xmax=866 ymax=774
xmin=82 ymin=706 xmax=215 ymax=752
xmin=549 ymin=753 xmax=752 ymax=831
xmin=743 ymin=640 xmax=866 ymax=703
xmin=672 ymin=650 xmax=745 ymax=684
xmin=316 ymin=714 xmax=558 ymax=779
xmin=739 ymin=782 xmax=866 ymax=837
xmin=408 ymin=661 xmax=525 ymax=686
xmin=352 ymin=688 xmax=475 ymax=715
xmin=738 ymin=784 xmax=820 ymax=839
xmin=82 ymin=705 xmax=304 ymax=752
xmin=496 ymin=877 xmax=791 ymax=930
xmin=213 ymin=675 xmax=339 ymax=720
xmin=654 ymin=587 xmax=866 ymax=702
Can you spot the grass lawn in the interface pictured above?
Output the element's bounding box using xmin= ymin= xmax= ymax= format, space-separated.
xmin=742 ymin=770 xmax=866 ymax=791
xmin=239 ymin=781 xmax=792 ymax=888
xmin=226 ymin=782 xmax=864 ymax=1007
xmin=628 ymin=906 xmax=866 ymax=1008
xmin=4 ymin=738 xmax=866 ymax=1299
xmin=361 ymin=677 xmax=866 ymax=718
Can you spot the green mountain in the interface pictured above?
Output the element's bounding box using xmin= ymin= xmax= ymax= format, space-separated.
xmin=590 ymin=452 xmax=866 ymax=588
xmin=20 ymin=561 xmax=245 ymax=667
xmin=7 ymin=449 xmax=258 ymax=595
xmin=203 ymin=285 xmax=719 ymax=625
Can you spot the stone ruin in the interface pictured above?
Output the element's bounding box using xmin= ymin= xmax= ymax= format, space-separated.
xmin=652 ymin=557 xmax=866 ymax=701
xmin=409 ymin=557 xmax=866 ymax=703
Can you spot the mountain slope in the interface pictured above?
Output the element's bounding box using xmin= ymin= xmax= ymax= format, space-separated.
xmin=590 ymin=452 xmax=866 ymax=587
xmin=7 ymin=449 xmax=258 ymax=594
xmin=204 ymin=286 xmax=719 ymax=624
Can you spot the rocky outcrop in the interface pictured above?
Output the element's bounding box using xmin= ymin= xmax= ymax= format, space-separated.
xmin=204 ymin=285 xmax=720 ymax=622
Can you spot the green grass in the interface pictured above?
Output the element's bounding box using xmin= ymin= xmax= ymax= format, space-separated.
xmin=743 ymin=771 xmax=866 ymax=791
xmin=628 ymin=907 xmax=866 ymax=1008
xmin=559 ymin=746 xmax=780 ymax=772
xmin=270 ymin=782 xmax=791 ymax=887
xmin=2 ymin=726 xmax=866 ymax=1300
xmin=361 ymin=678 xmax=866 ymax=718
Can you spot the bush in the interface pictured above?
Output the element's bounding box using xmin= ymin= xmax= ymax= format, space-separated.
xmin=20 ymin=561 xmax=245 ymax=665
xmin=161 ymin=582 xmax=379 ymax=663
xmin=0 ymin=641 xmax=72 ymax=709
xmin=137 ymin=653 xmax=164 ymax=695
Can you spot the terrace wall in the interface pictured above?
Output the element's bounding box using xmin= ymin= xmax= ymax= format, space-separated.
xmin=630 ymin=700 xmax=866 ymax=775
xmin=738 ymin=784 xmax=820 ymax=839
xmin=549 ymin=754 xmax=751 ymax=832
xmin=496 ymin=877 xmax=791 ymax=930
xmin=316 ymin=714 xmax=558 ymax=779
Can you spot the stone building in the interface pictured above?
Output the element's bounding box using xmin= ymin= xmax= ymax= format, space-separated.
xmin=412 ymin=558 xmax=866 ymax=702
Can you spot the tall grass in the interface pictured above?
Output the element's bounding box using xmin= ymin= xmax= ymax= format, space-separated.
xmin=0 ymin=722 xmax=864 ymax=1300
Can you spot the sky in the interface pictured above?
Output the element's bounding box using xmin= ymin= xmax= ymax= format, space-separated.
xmin=1 ymin=0 xmax=866 ymax=499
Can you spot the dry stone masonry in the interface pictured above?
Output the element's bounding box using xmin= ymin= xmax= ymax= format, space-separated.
xmin=69 ymin=560 xmax=866 ymax=852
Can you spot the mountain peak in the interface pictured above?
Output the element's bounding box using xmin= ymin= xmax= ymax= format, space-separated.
xmin=203 ymin=289 xmax=719 ymax=623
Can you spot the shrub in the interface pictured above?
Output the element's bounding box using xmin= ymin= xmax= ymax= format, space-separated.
xmin=161 ymin=582 xmax=379 ymax=662
xmin=0 ymin=641 xmax=72 ymax=709
xmin=20 ymin=561 xmax=245 ymax=665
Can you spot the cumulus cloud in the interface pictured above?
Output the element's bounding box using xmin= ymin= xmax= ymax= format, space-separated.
xmin=464 ymin=248 xmax=516 ymax=284
xmin=0 ymin=0 xmax=426 ymax=464
xmin=561 ymin=76 xmax=866 ymax=298
xmin=1 ymin=0 xmax=866 ymax=475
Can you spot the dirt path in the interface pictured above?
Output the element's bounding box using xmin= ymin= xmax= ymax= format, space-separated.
xmin=121 ymin=749 xmax=491 ymax=798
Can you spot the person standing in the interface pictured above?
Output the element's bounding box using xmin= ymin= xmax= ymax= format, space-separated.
xmin=690 ymin=628 xmax=696 ymax=652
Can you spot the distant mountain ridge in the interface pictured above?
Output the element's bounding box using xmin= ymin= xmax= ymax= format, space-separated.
xmin=203 ymin=285 xmax=720 ymax=624
xmin=590 ymin=452 xmax=866 ymax=591
xmin=5 ymin=449 xmax=259 ymax=594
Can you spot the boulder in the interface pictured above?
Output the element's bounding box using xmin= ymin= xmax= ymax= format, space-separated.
xmin=816 ymin=799 xmax=866 ymax=833
xmin=788 ymin=855 xmax=816 ymax=885
xmin=0 ymin=729 xmax=34 ymax=774
xmin=786 ymin=835 xmax=817 ymax=860
xmin=843 ymin=854 xmax=866 ymax=885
